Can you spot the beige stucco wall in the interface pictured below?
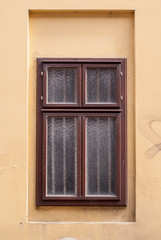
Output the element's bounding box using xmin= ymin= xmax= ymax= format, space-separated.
xmin=0 ymin=0 xmax=161 ymax=239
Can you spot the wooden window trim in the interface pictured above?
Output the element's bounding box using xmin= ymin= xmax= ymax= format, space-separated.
xmin=36 ymin=58 xmax=127 ymax=206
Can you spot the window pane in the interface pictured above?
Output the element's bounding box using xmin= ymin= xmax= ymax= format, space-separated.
xmin=86 ymin=67 xmax=116 ymax=103
xmin=86 ymin=117 xmax=117 ymax=196
xmin=47 ymin=67 xmax=78 ymax=104
xmin=46 ymin=117 xmax=77 ymax=196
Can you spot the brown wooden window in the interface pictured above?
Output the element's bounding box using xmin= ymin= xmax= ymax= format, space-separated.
xmin=36 ymin=58 xmax=127 ymax=206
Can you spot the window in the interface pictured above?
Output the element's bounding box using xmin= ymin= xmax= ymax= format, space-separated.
xmin=36 ymin=58 xmax=127 ymax=206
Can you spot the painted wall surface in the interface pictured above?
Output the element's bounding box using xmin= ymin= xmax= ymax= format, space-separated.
xmin=0 ymin=0 xmax=161 ymax=239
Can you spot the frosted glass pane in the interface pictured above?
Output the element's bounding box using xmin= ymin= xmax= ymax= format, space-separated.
xmin=47 ymin=68 xmax=77 ymax=104
xmin=86 ymin=117 xmax=117 ymax=196
xmin=47 ymin=117 xmax=77 ymax=196
xmin=86 ymin=68 xmax=116 ymax=103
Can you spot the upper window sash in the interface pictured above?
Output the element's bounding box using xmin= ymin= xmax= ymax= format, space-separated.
xmin=43 ymin=63 xmax=81 ymax=108
xmin=41 ymin=61 xmax=122 ymax=109
xmin=83 ymin=63 xmax=121 ymax=108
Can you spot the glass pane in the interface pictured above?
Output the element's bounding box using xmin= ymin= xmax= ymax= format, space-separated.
xmin=86 ymin=67 xmax=116 ymax=103
xmin=46 ymin=117 xmax=77 ymax=196
xmin=47 ymin=67 xmax=78 ymax=104
xmin=86 ymin=117 xmax=117 ymax=196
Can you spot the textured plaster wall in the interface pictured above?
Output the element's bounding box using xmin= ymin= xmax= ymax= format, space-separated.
xmin=0 ymin=0 xmax=161 ymax=239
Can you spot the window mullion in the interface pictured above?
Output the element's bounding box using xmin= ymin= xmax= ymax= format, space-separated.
xmin=81 ymin=115 xmax=86 ymax=197
xmin=77 ymin=115 xmax=82 ymax=197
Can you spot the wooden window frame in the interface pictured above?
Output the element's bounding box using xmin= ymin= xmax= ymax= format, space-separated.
xmin=82 ymin=63 xmax=121 ymax=108
xmin=43 ymin=63 xmax=82 ymax=108
xmin=36 ymin=58 xmax=127 ymax=206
